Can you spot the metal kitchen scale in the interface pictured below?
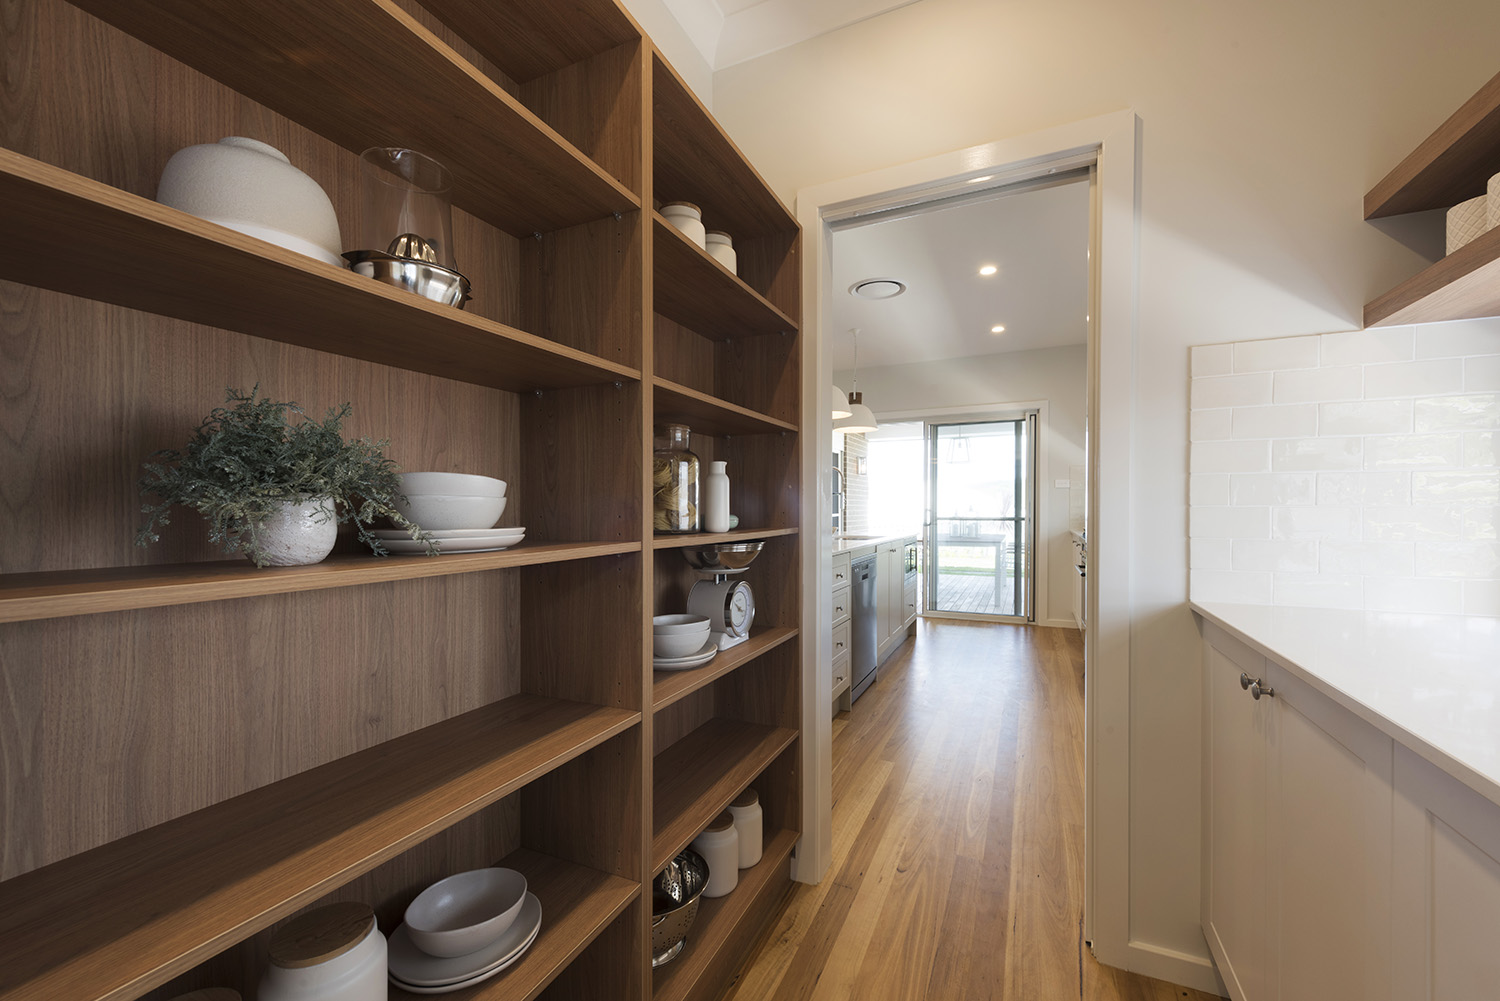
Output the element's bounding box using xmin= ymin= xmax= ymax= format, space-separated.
xmin=683 ymin=541 xmax=763 ymax=650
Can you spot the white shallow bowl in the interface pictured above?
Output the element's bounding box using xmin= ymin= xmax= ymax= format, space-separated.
xmin=400 ymin=472 xmax=507 ymax=497
xmin=405 ymin=868 xmax=528 ymax=959
xmin=396 ymin=493 xmax=506 ymax=531
xmin=655 ymin=628 xmax=712 ymax=660
xmin=653 ymin=614 xmax=712 ymax=635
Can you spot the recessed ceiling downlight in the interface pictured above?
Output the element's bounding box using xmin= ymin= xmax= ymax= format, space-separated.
xmin=849 ymin=278 xmax=907 ymax=300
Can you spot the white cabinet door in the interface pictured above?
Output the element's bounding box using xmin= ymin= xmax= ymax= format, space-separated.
xmin=1391 ymin=746 xmax=1500 ymax=1000
xmin=876 ymin=544 xmax=898 ymax=661
xmin=1264 ymin=660 xmax=1392 ymax=1001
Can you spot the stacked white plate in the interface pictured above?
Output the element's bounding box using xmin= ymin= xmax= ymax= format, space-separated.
xmin=653 ymin=642 xmax=717 ymax=671
xmin=388 ymin=893 xmax=543 ymax=994
xmin=373 ymin=527 xmax=526 ymax=555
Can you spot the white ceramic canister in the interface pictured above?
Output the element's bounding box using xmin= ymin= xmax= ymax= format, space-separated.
xmin=728 ymin=788 xmax=762 ymax=868
xmin=661 ymin=201 xmax=706 ymax=250
xmin=703 ymin=460 xmax=731 ymax=534
xmin=1489 ymin=171 xmax=1500 ymax=231
xmin=253 ymin=496 xmax=339 ymax=566
xmin=1446 ymin=193 xmax=1489 ymax=255
xmin=259 ymin=902 xmax=386 ymax=1001
xmin=705 ymin=230 xmax=737 ymax=274
xmin=690 ymin=811 xmax=739 ymax=898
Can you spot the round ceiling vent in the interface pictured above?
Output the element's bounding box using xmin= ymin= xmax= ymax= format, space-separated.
xmin=849 ymin=278 xmax=907 ymax=300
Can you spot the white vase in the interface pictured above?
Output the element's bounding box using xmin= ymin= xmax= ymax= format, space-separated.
xmin=253 ymin=497 xmax=338 ymax=566
xmin=704 ymin=460 xmax=731 ymax=533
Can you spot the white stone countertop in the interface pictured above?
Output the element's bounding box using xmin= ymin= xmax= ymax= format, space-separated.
xmin=1192 ymin=601 xmax=1500 ymax=808
xmin=831 ymin=532 xmax=918 ymax=556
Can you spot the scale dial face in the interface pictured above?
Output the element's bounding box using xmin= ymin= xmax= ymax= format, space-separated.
xmin=726 ymin=580 xmax=754 ymax=635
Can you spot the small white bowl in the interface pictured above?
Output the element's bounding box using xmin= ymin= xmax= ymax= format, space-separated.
xmin=395 ymin=493 xmax=506 ymax=531
xmin=654 ymin=614 xmax=712 ymax=635
xmin=654 ymin=622 xmax=712 ymax=659
xmin=399 ymin=472 xmax=507 ymax=497
xmin=404 ymin=867 xmax=528 ymax=959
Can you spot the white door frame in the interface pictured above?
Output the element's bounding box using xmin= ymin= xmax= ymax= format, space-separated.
xmin=794 ymin=110 xmax=1187 ymax=986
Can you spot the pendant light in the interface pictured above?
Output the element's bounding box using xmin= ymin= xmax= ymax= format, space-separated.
xmin=834 ymin=328 xmax=878 ymax=434
xmin=831 ymin=385 xmax=852 ymax=420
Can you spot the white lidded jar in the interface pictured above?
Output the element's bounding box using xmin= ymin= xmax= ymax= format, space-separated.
xmin=729 ymin=788 xmax=763 ymax=868
xmin=691 ymin=811 xmax=739 ymax=898
xmin=661 ymin=201 xmax=706 ymax=250
xmin=259 ymin=901 xmax=386 ymax=1001
xmin=704 ymin=460 xmax=731 ymax=534
xmin=705 ymin=230 xmax=737 ymax=273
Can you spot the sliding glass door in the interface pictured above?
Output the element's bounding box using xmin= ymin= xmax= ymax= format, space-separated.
xmin=925 ymin=415 xmax=1036 ymax=621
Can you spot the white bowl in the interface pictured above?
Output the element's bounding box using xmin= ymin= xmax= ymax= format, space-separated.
xmin=399 ymin=471 xmax=507 ymax=497
xmin=653 ymin=613 xmax=712 ymax=635
xmin=404 ymin=868 xmax=528 ymax=959
xmin=654 ymin=622 xmax=712 ymax=659
xmin=395 ymin=493 xmax=506 ymax=531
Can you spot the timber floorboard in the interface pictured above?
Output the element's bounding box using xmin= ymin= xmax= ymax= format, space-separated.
xmin=721 ymin=619 xmax=1225 ymax=1001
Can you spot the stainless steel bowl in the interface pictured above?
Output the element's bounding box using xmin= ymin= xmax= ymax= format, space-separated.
xmin=343 ymin=250 xmax=471 ymax=309
xmin=682 ymin=540 xmax=764 ymax=574
xmin=651 ymin=849 xmax=709 ymax=967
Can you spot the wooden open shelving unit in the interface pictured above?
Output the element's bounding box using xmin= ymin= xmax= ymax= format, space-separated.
xmin=0 ymin=2 xmax=801 ymax=1001
xmin=1364 ymin=68 xmax=1500 ymax=327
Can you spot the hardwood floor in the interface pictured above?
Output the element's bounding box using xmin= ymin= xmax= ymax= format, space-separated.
xmin=721 ymin=619 xmax=1224 ymax=1001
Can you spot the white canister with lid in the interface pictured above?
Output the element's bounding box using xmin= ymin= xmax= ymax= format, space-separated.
xmin=690 ymin=811 xmax=739 ymax=897
xmin=705 ymin=230 xmax=737 ymax=274
xmin=259 ymin=901 xmax=386 ymax=1001
xmin=729 ymin=788 xmax=762 ymax=868
xmin=661 ymin=201 xmax=707 ymax=250
xmin=704 ymin=460 xmax=731 ymax=534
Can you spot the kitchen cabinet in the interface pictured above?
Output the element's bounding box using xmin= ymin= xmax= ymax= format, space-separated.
xmin=876 ymin=536 xmax=917 ymax=665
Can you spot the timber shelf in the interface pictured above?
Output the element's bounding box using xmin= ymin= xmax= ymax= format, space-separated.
xmin=68 ymin=0 xmax=640 ymax=236
xmin=0 ymin=541 xmax=640 ymax=624
xmin=0 ymin=151 xmax=640 ymax=394
xmin=651 ymin=719 xmax=799 ymax=874
xmin=389 ymin=848 xmax=638 ymax=1001
xmin=1364 ymin=225 xmax=1500 ymax=327
xmin=653 ymin=627 xmax=799 ymax=712
xmin=651 ymin=828 xmax=797 ymax=1001
xmin=652 ymin=215 xmax=798 ymax=340
xmin=0 ymin=696 xmax=639 ymax=1001
xmin=651 ymin=528 xmax=798 ymax=551
xmin=653 ymin=378 xmax=797 ymax=436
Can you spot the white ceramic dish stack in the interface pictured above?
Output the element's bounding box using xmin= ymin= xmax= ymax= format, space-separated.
xmin=653 ymin=614 xmax=716 ymax=670
xmin=393 ymin=472 xmax=519 ymax=551
xmin=387 ymin=868 xmax=542 ymax=995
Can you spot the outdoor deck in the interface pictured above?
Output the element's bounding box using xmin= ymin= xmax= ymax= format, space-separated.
xmin=933 ymin=570 xmax=1017 ymax=616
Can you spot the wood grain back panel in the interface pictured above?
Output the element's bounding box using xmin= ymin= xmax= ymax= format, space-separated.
xmin=519 ymin=382 xmax=642 ymax=543
xmin=520 ymin=554 xmax=642 ymax=710
xmin=521 ymin=41 xmax=644 ymax=192
xmin=521 ymin=211 xmax=643 ymax=366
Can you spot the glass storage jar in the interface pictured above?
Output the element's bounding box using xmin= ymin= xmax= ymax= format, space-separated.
xmin=654 ymin=423 xmax=700 ymax=533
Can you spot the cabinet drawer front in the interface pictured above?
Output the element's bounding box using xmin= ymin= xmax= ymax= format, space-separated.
xmin=832 ymin=553 xmax=852 ymax=588
xmin=832 ymin=649 xmax=850 ymax=692
xmin=832 ymin=583 xmax=852 ymax=627
xmin=832 ymin=620 xmax=851 ymax=661
xmin=903 ymin=580 xmax=917 ymax=621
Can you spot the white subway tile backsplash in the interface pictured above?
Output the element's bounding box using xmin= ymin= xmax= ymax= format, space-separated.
xmin=1467 ymin=355 xmax=1500 ymax=392
xmin=1274 ymin=506 xmax=1359 ymax=540
xmin=1411 ymin=471 xmax=1500 ymax=506
xmin=1190 ymin=539 xmax=1233 ymax=570
xmin=1363 ymin=505 xmax=1463 ymax=541
xmin=1191 ymin=570 xmax=1272 ymax=605
xmin=1191 ymin=343 xmax=1234 ymax=377
xmin=1414 ymin=541 xmax=1500 ymax=578
xmin=1464 ymin=431 xmax=1499 ymax=467
xmin=1234 ymin=336 xmax=1319 ymax=372
xmin=1231 ymin=473 xmax=1316 ymax=506
xmin=1463 ymin=579 xmax=1500 ymax=616
xmin=1364 ymin=359 xmax=1465 ymax=399
xmin=1273 ymin=437 xmax=1362 ymax=471
xmin=1191 ymin=505 xmax=1271 ymax=539
xmin=1320 ymin=328 xmax=1414 ymax=366
xmin=1316 ymin=471 xmax=1410 ymax=506
xmin=1190 ymin=409 xmax=1233 ymax=441
xmin=1320 ymin=400 xmax=1412 ymax=436
xmin=1414 ymin=318 xmax=1500 ymax=359
xmin=1366 ymin=577 xmax=1465 ymax=614
xmin=1465 ymin=507 xmax=1498 ymax=540
xmin=1232 ymin=404 xmax=1318 ymax=439
xmin=1273 ymin=365 xmax=1362 ymax=404
xmin=1363 ymin=433 xmax=1463 ymax=470
xmin=1320 ymin=541 xmax=1414 ymax=576
xmin=1273 ymin=573 xmax=1364 ymax=609
xmin=1234 ymin=540 xmax=1319 ymax=572
xmin=1192 ymin=373 xmax=1273 ymax=409
xmin=1190 ymin=473 xmax=1230 ymax=506
xmin=1192 ymin=440 xmax=1271 ymax=474
xmin=1414 ymin=394 xmax=1499 ymax=432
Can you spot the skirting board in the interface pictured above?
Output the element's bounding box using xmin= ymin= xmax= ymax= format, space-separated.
xmin=1106 ymin=939 xmax=1226 ymax=996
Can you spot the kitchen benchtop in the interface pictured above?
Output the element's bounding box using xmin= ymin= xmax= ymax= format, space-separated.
xmin=832 ymin=532 xmax=918 ymax=557
xmin=1192 ymin=600 xmax=1500 ymax=809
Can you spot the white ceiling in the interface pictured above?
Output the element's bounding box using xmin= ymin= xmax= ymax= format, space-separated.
xmin=661 ymin=0 xmax=922 ymax=69
xmin=831 ymin=178 xmax=1091 ymax=372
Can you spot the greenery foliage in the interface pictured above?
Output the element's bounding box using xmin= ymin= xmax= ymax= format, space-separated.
xmin=136 ymin=388 xmax=434 ymax=567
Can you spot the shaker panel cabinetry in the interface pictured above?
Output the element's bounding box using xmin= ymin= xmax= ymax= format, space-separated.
xmin=876 ymin=538 xmax=916 ymax=666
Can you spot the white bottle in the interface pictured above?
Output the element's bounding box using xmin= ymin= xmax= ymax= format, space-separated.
xmin=729 ymin=788 xmax=762 ymax=868
xmin=691 ymin=811 xmax=739 ymax=897
xmin=704 ymin=460 xmax=731 ymax=533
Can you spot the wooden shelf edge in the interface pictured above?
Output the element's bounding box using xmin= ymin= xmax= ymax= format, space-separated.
xmin=651 ymin=528 xmax=797 ymax=551
xmin=0 ymin=541 xmax=641 ymax=624
xmin=651 ymin=828 xmax=798 ymax=1001
xmin=653 ymin=627 xmax=799 ymax=712
xmin=653 ymin=214 xmax=799 ymax=335
xmin=651 ymin=377 xmax=798 ymax=436
xmin=1363 ymin=225 xmax=1500 ymax=327
xmin=0 ymin=697 xmax=641 ymax=1001
xmin=1365 ymin=68 xmax=1500 ymax=219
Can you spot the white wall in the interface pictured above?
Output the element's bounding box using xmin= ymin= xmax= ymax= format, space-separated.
xmin=618 ymin=0 xmax=713 ymax=105
xmin=837 ymin=344 xmax=1087 ymax=627
xmin=708 ymin=0 xmax=1500 ymax=972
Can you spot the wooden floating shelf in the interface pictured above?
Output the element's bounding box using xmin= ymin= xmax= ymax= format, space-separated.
xmin=0 ymin=696 xmax=640 ymax=1001
xmin=0 ymin=541 xmax=640 ymax=624
xmin=653 ymin=377 xmax=797 ymax=436
xmin=1364 ymin=224 xmax=1500 ymax=327
xmin=651 ymin=828 xmax=798 ymax=1001
xmin=1365 ymin=68 xmax=1500 ymax=219
xmin=651 ymin=527 xmax=798 ymax=550
xmin=653 ymin=627 xmax=799 ymax=712
xmin=69 ymin=0 xmax=639 ymax=236
xmin=653 ymin=215 xmax=799 ymax=340
xmin=0 ymin=152 xmax=640 ymax=394
xmin=652 ymin=54 xmax=797 ymax=239
xmin=390 ymin=848 xmax=638 ymax=1001
xmin=651 ymin=718 xmax=799 ymax=874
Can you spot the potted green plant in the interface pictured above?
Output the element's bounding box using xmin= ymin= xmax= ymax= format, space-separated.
xmin=136 ymin=388 xmax=435 ymax=567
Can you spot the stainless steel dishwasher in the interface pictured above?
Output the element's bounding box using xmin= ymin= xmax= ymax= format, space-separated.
xmin=849 ymin=553 xmax=879 ymax=703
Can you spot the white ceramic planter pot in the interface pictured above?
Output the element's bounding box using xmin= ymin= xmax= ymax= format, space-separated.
xmin=254 ymin=497 xmax=338 ymax=566
xmin=1446 ymin=193 xmax=1489 ymax=255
